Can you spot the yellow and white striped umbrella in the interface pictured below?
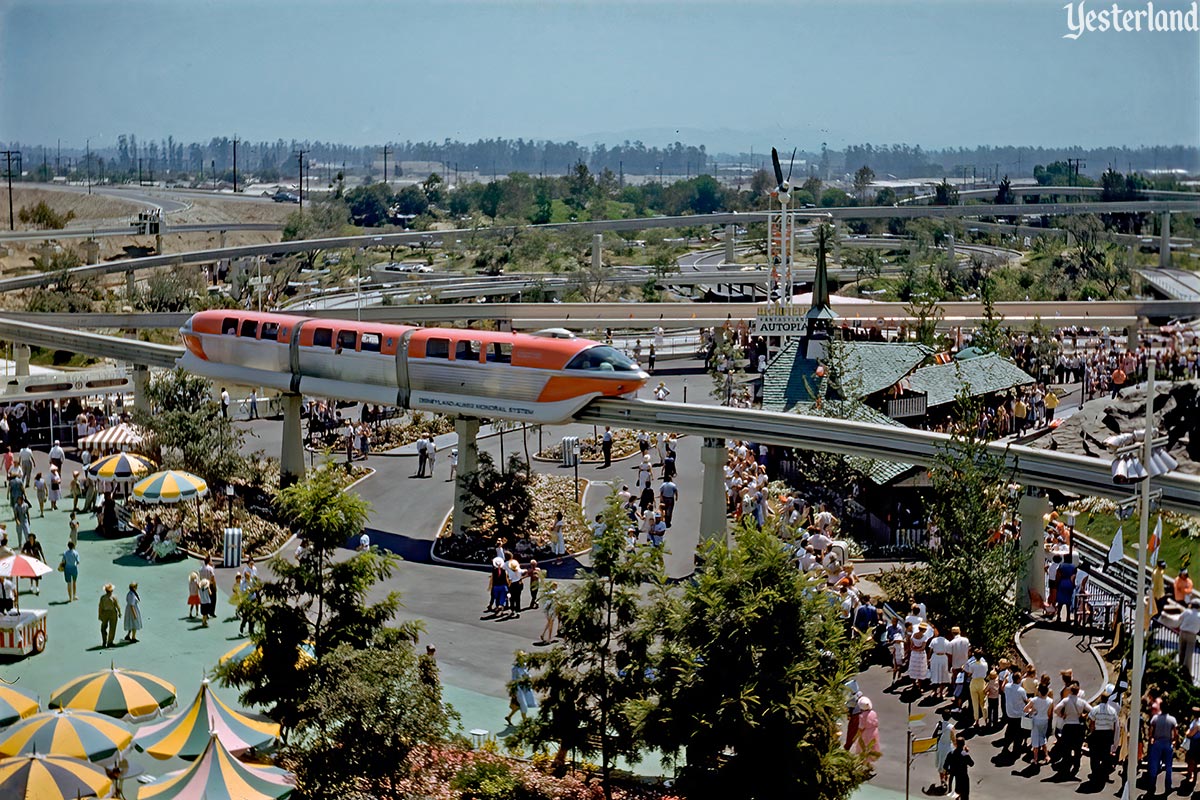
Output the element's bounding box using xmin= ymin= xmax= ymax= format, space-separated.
xmin=49 ymin=666 xmax=176 ymax=722
xmin=132 ymin=470 xmax=210 ymax=505
xmin=0 ymin=709 xmax=132 ymax=762
xmin=0 ymin=753 xmax=112 ymax=799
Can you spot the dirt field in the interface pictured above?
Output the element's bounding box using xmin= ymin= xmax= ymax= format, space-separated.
xmin=0 ymin=186 xmax=145 ymax=229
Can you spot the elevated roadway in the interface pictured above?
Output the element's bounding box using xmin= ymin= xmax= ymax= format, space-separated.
xmin=900 ymin=186 xmax=1199 ymax=204
xmin=0 ymin=200 xmax=1195 ymax=294
xmin=0 ymin=315 xmax=1195 ymax=514
xmin=0 ymin=222 xmax=284 ymax=242
xmin=2 ymin=298 xmax=1195 ymax=332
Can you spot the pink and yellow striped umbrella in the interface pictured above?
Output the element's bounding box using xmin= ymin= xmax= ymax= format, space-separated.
xmin=139 ymin=733 xmax=293 ymax=800
xmin=134 ymin=680 xmax=279 ymax=761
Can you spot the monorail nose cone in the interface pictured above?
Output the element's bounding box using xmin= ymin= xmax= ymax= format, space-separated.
xmin=637 ymin=370 xmax=650 ymax=381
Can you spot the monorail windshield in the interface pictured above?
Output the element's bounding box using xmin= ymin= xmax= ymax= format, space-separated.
xmin=565 ymin=345 xmax=639 ymax=372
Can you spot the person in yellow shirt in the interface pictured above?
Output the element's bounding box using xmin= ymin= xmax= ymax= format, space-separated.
xmin=1044 ymin=390 xmax=1060 ymax=420
xmin=1013 ymin=397 xmax=1028 ymax=434
xmin=1152 ymin=559 xmax=1168 ymax=615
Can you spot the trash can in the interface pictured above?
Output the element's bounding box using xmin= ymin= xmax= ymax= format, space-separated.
xmin=561 ymin=436 xmax=579 ymax=467
xmin=223 ymin=528 xmax=243 ymax=568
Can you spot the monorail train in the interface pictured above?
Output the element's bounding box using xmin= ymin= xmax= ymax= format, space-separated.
xmin=178 ymin=310 xmax=649 ymax=424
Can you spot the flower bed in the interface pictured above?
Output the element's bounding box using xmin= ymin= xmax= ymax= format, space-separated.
xmin=535 ymin=429 xmax=669 ymax=463
xmin=316 ymin=410 xmax=455 ymax=454
xmin=132 ymin=460 xmax=371 ymax=560
xmin=388 ymin=744 xmax=680 ymax=800
xmin=434 ymin=473 xmax=591 ymax=564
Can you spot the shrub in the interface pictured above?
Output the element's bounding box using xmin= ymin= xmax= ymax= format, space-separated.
xmin=451 ymin=761 xmax=520 ymax=800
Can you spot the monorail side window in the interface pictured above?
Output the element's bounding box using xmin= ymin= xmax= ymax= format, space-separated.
xmin=425 ymin=338 xmax=450 ymax=358
xmin=222 ymin=317 xmax=239 ymax=335
xmin=313 ymin=328 xmax=333 ymax=348
xmin=361 ymin=332 xmax=382 ymax=353
xmin=456 ymin=340 xmax=481 ymax=361
xmin=261 ymin=322 xmax=280 ymax=341
xmin=487 ymin=342 xmax=512 ymax=363
xmin=565 ymin=345 xmax=639 ymax=372
xmin=337 ymin=330 xmax=358 ymax=351
xmin=240 ymin=319 xmax=258 ymax=338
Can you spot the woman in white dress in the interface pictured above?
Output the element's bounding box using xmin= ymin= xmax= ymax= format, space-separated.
xmin=907 ymin=622 xmax=932 ymax=692
xmin=928 ymin=628 xmax=951 ymax=699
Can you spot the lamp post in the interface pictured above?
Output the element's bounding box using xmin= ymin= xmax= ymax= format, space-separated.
xmin=225 ymin=484 xmax=235 ymax=526
xmin=1066 ymin=510 xmax=1077 ymax=558
xmin=573 ymin=441 xmax=581 ymax=504
xmin=1117 ymin=358 xmax=1178 ymax=800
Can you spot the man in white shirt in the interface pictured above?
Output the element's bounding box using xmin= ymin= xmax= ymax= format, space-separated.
xmin=947 ymin=627 xmax=971 ymax=675
xmin=798 ymin=546 xmax=817 ymax=573
xmin=220 ymin=387 xmax=231 ymax=419
xmin=1087 ymin=685 xmax=1119 ymax=783
xmin=808 ymin=531 xmax=832 ymax=556
xmin=1002 ymin=672 xmax=1029 ymax=754
xmin=1054 ymin=682 xmax=1092 ymax=775
xmin=1179 ymin=600 xmax=1200 ymax=668
xmin=48 ymin=440 xmax=64 ymax=470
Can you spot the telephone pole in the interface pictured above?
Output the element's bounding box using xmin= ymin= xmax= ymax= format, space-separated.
xmin=1066 ymin=158 xmax=1086 ymax=186
xmin=2 ymin=150 xmax=21 ymax=231
xmin=294 ymin=149 xmax=308 ymax=212
xmin=381 ymin=144 xmax=392 ymax=184
xmin=86 ymin=139 xmax=92 ymax=194
xmin=232 ymin=136 xmax=239 ymax=193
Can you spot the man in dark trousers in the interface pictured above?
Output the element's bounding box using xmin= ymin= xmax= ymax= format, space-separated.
xmin=942 ymin=736 xmax=974 ymax=800
xmin=601 ymin=427 xmax=613 ymax=468
xmin=415 ymin=436 xmax=428 ymax=478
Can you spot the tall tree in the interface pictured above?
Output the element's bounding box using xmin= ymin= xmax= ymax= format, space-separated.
xmin=852 ymin=165 xmax=876 ymax=202
xmin=513 ymin=490 xmax=664 ymax=800
xmin=642 ymin=521 xmax=871 ymax=800
xmin=216 ymin=462 xmax=412 ymax=732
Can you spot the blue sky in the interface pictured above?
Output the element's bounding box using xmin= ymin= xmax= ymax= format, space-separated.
xmin=1 ymin=0 xmax=1196 ymax=151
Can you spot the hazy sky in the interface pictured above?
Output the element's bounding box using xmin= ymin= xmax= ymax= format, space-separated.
xmin=2 ymin=0 xmax=1197 ymax=152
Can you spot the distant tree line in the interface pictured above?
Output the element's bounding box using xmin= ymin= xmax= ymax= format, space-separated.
xmin=6 ymin=135 xmax=1195 ymax=184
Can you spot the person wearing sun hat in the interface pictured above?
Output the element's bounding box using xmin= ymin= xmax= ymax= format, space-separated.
xmin=850 ymin=696 xmax=881 ymax=763
xmin=907 ymin=621 xmax=932 ymax=693
xmin=98 ymin=583 xmax=121 ymax=647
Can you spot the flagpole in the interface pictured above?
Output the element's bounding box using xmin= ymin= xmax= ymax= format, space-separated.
xmin=1122 ymin=357 xmax=1155 ymax=800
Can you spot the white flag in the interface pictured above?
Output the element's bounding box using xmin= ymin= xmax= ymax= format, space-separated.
xmin=1108 ymin=525 xmax=1124 ymax=566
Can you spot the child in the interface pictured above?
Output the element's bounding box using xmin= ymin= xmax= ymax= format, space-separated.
xmin=68 ymin=511 xmax=79 ymax=546
xmin=986 ymin=669 xmax=1001 ymax=728
xmin=48 ymin=468 xmax=61 ymax=511
xmin=527 ymin=560 xmax=542 ymax=609
xmin=890 ymin=633 xmax=906 ymax=685
xmin=187 ymin=572 xmax=201 ymax=618
xmin=448 ymin=449 xmax=458 ymax=482
xmin=198 ymin=579 xmax=213 ymax=627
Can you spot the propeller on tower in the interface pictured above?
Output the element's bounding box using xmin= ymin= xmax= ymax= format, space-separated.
xmin=771 ymin=147 xmax=785 ymax=189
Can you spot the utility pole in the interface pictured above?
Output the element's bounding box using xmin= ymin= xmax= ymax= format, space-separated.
xmin=2 ymin=150 xmax=21 ymax=230
xmin=381 ymin=144 xmax=391 ymax=184
xmin=295 ymin=149 xmax=308 ymax=212
xmin=1066 ymin=157 xmax=1085 ymax=186
xmin=137 ymin=158 xmax=143 ymax=186
xmin=232 ymin=136 xmax=239 ymax=193
xmin=86 ymin=139 xmax=91 ymax=194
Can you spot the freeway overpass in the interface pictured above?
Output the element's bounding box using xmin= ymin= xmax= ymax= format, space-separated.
xmin=0 ymin=200 xmax=1196 ymax=294
xmin=0 ymin=316 xmax=1196 ymax=514
xmin=899 ymin=186 xmax=1200 ymax=204
xmin=0 ymin=222 xmax=283 ymax=242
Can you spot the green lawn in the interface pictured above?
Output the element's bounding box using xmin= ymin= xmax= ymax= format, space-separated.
xmin=1069 ymin=506 xmax=1197 ymax=573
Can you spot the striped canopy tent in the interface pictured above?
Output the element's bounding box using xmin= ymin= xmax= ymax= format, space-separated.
xmin=0 ymin=684 xmax=39 ymax=729
xmin=139 ymin=733 xmax=293 ymax=800
xmin=78 ymin=423 xmax=144 ymax=455
xmin=134 ymin=680 xmax=279 ymax=761
xmin=0 ymin=709 xmax=133 ymax=762
xmin=85 ymin=451 xmax=156 ymax=484
xmin=49 ymin=666 xmax=177 ymax=722
xmin=0 ymin=753 xmax=112 ymax=800
xmin=218 ymin=640 xmax=315 ymax=668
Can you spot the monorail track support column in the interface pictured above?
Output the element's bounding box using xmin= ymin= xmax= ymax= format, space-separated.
xmin=131 ymin=365 xmax=149 ymax=412
xmin=280 ymin=393 xmax=306 ymax=489
xmin=1017 ymin=491 xmax=1050 ymax=612
xmin=13 ymin=344 xmax=30 ymax=377
xmin=725 ymin=225 xmax=736 ymax=264
xmin=452 ymin=416 xmax=480 ymax=537
xmin=699 ymin=436 xmax=728 ymax=544
xmin=591 ymin=234 xmax=603 ymax=272
xmin=1159 ymin=212 xmax=1171 ymax=268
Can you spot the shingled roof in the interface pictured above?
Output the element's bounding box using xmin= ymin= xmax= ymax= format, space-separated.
xmin=906 ymin=353 xmax=1035 ymax=408
xmin=762 ymin=338 xmax=934 ymax=412
xmin=788 ymin=400 xmax=917 ymax=485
